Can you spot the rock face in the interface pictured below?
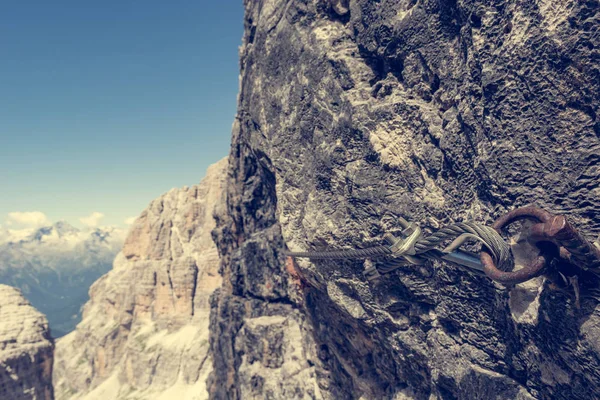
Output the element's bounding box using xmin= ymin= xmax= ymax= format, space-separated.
xmin=0 ymin=284 xmax=54 ymax=400
xmin=53 ymin=158 xmax=227 ymax=400
xmin=209 ymin=1 xmax=600 ymax=399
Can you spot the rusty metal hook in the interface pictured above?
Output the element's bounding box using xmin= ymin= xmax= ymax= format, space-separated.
xmin=480 ymin=206 xmax=600 ymax=285
xmin=527 ymin=214 xmax=600 ymax=271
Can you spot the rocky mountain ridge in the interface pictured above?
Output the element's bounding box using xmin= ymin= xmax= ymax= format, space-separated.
xmin=0 ymin=221 xmax=124 ymax=248
xmin=52 ymin=158 xmax=227 ymax=400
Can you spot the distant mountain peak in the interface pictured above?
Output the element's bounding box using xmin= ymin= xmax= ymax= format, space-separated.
xmin=31 ymin=221 xmax=79 ymax=242
xmin=53 ymin=221 xmax=80 ymax=235
xmin=90 ymin=229 xmax=109 ymax=242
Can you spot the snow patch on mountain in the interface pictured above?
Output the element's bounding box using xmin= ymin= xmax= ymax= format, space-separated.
xmin=0 ymin=221 xmax=124 ymax=258
xmin=0 ymin=221 xmax=126 ymax=337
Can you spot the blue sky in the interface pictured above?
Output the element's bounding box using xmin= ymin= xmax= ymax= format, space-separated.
xmin=0 ymin=1 xmax=243 ymax=229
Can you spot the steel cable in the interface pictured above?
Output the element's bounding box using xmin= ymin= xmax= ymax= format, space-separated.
xmin=284 ymin=221 xmax=513 ymax=272
xmin=282 ymin=245 xmax=392 ymax=260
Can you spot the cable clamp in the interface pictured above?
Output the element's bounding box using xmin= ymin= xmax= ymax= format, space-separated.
xmin=387 ymin=222 xmax=422 ymax=258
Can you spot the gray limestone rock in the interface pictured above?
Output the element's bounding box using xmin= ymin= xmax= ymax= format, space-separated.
xmin=209 ymin=1 xmax=600 ymax=399
xmin=0 ymin=284 xmax=54 ymax=400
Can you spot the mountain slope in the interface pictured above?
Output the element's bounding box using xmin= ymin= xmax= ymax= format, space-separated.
xmin=53 ymin=158 xmax=227 ymax=400
xmin=0 ymin=223 xmax=124 ymax=337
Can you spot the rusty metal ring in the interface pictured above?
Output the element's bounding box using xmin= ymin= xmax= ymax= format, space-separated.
xmin=480 ymin=206 xmax=553 ymax=285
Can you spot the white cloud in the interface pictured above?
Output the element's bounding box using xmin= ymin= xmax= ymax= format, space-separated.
xmin=7 ymin=211 xmax=51 ymax=228
xmin=79 ymin=212 xmax=105 ymax=228
xmin=124 ymin=216 xmax=137 ymax=225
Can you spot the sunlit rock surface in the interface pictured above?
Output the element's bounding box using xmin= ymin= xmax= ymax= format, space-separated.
xmin=53 ymin=158 xmax=227 ymax=400
xmin=0 ymin=284 xmax=54 ymax=400
xmin=209 ymin=0 xmax=600 ymax=399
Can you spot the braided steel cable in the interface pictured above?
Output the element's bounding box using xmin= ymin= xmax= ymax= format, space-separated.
xmin=284 ymin=221 xmax=512 ymax=272
xmin=282 ymin=245 xmax=392 ymax=260
xmin=286 ymin=207 xmax=600 ymax=293
xmin=415 ymin=223 xmax=496 ymax=253
xmin=377 ymin=249 xmax=489 ymax=275
xmin=414 ymin=222 xmax=512 ymax=271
